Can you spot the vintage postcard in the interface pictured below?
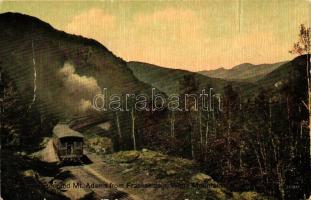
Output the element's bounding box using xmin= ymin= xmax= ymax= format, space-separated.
xmin=0 ymin=1 xmax=310 ymax=200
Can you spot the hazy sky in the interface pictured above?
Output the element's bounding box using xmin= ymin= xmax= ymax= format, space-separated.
xmin=0 ymin=0 xmax=310 ymax=71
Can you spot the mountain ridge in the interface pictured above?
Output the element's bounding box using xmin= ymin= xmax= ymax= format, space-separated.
xmin=127 ymin=61 xmax=255 ymax=96
xmin=0 ymin=12 xmax=155 ymax=120
xmin=199 ymin=61 xmax=287 ymax=82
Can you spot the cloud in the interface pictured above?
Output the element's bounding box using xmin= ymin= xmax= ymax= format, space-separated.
xmin=64 ymin=6 xmax=305 ymax=70
xmin=66 ymin=8 xmax=116 ymax=44
xmin=64 ymin=8 xmax=206 ymax=69
xmin=121 ymin=8 xmax=207 ymax=68
xmin=132 ymin=8 xmax=204 ymax=40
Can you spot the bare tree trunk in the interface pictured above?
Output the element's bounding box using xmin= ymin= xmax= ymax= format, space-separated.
xmin=254 ymin=147 xmax=264 ymax=178
xmin=205 ymin=121 xmax=208 ymax=149
xmin=286 ymin=96 xmax=291 ymax=134
xmin=256 ymin=133 xmax=267 ymax=179
xmin=204 ymin=121 xmax=209 ymax=161
xmin=305 ymin=55 xmax=311 ymax=200
xmin=115 ymin=112 xmax=122 ymax=147
xmin=189 ymin=112 xmax=195 ymax=159
xmin=0 ymin=72 xmax=3 ymax=140
xmin=227 ymin=120 xmax=232 ymax=171
xmin=28 ymin=40 xmax=37 ymax=111
xmin=276 ymin=161 xmax=285 ymax=200
xmin=239 ymin=148 xmax=243 ymax=170
xmin=268 ymin=98 xmax=273 ymax=188
xmin=190 ymin=128 xmax=195 ymax=159
xmin=170 ymin=111 xmax=175 ymax=138
xmin=271 ymin=137 xmax=285 ymax=200
xmin=239 ymin=141 xmax=244 ymax=171
xmin=199 ymin=111 xmax=203 ymax=146
xmin=307 ymin=54 xmax=311 ymax=156
xmin=131 ymin=107 xmax=136 ymax=150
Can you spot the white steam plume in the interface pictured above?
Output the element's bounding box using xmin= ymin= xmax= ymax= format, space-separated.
xmin=59 ymin=62 xmax=101 ymax=113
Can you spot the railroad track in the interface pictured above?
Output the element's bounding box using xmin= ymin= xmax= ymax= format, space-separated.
xmin=42 ymin=121 xmax=142 ymax=200
xmin=61 ymin=157 xmax=140 ymax=200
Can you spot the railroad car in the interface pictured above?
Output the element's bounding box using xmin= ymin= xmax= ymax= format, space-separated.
xmin=53 ymin=124 xmax=84 ymax=162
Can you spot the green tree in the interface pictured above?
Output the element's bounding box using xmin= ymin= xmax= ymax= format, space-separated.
xmin=289 ymin=24 xmax=311 ymax=150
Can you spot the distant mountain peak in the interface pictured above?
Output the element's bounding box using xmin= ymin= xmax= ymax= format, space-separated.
xmin=233 ymin=63 xmax=254 ymax=69
xmin=199 ymin=61 xmax=287 ymax=82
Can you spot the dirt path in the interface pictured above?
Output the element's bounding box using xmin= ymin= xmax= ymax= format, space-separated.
xmin=41 ymin=139 xmax=59 ymax=163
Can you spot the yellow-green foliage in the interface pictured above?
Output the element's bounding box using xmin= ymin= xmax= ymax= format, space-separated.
xmin=22 ymin=169 xmax=38 ymax=178
xmin=112 ymin=150 xmax=140 ymax=163
xmin=190 ymin=173 xmax=219 ymax=186
xmin=232 ymin=191 xmax=269 ymax=200
xmin=87 ymin=136 xmax=113 ymax=153
xmin=110 ymin=149 xmax=196 ymax=176
xmin=239 ymin=191 xmax=268 ymax=200
xmin=208 ymin=188 xmax=227 ymax=200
